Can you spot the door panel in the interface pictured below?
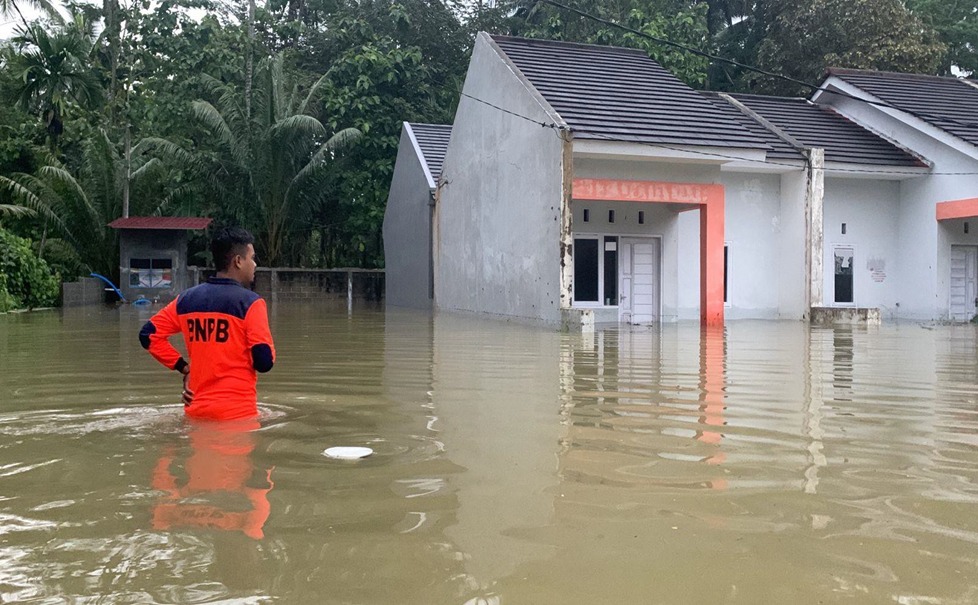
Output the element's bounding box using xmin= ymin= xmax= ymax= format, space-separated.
xmin=619 ymin=238 xmax=660 ymax=325
xmin=950 ymin=246 xmax=977 ymax=321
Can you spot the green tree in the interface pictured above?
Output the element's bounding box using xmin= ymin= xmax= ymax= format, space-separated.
xmin=7 ymin=14 xmax=102 ymax=152
xmin=313 ymin=16 xmax=439 ymax=267
xmin=905 ymin=0 xmax=978 ymax=76
xmin=752 ymin=0 xmax=946 ymax=95
xmin=499 ymin=0 xmax=711 ymax=86
xmin=0 ymin=226 xmax=59 ymax=310
xmin=0 ymin=130 xmax=170 ymax=278
xmin=150 ymin=54 xmax=360 ymax=266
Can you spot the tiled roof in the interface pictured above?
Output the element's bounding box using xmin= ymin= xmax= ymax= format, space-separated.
xmin=827 ymin=68 xmax=978 ymax=148
xmin=700 ymin=92 xmax=804 ymax=161
xmin=408 ymin=123 xmax=451 ymax=184
xmin=108 ymin=216 xmax=213 ymax=230
xmin=489 ymin=35 xmax=769 ymax=151
xmin=728 ymin=94 xmax=925 ymax=167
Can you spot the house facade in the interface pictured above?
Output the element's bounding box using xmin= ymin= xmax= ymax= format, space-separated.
xmin=384 ymin=33 xmax=978 ymax=325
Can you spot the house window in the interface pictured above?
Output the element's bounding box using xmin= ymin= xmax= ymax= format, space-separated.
xmin=574 ymin=236 xmax=619 ymax=305
xmin=583 ymin=209 xmax=590 ymax=223
xmin=130 ymin=258 xmax=173 ymax=288
xmin=604 ymin=236 xmax=618 ymax=305
xmin=834 ymin=247 xmax=854 ymax=304
xmin=723 ymin=244 xmax=730 ymax=302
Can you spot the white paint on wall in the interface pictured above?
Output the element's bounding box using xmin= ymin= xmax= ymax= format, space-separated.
xmin=822 ymin=178 xmax=901 ymax=316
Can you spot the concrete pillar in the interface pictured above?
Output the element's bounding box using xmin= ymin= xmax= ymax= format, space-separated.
xmin=807 ymin=149 xmax=825 ymax=310
xmin=701 ymin=190 xmax=725 ymax=326
xmin=559 ymin=131 xmax=575 ymax=310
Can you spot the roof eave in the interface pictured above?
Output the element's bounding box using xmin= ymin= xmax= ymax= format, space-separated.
xmin=573 ymin=138 xmax=768 ymax=165
xmin=404 ymin=122 xmax=437 ymax=190
xmin=822 ymin=161 xmax=931 ymax=180
xmin=814 ymin=76 xmax=978 ymax=163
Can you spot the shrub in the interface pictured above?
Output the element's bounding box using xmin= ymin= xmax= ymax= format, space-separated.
xmin=0 ymin=227 xmax=60 ymax=310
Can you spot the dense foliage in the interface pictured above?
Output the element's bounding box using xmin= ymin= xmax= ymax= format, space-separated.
xmin=0 ymin=226 xmax=59 ymax=311
xmin=0 ymin=0 xmax=971 ymax=308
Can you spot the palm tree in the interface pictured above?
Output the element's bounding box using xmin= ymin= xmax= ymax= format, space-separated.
xmin=149 ymin=54 xmax=361 ymax=266
xmin=8 ymin=14 xmax=101 ymax=152
xmin=0 ymin=0 xmax=61 ymax=31
xmin=0 ymin=131 xmax=169 ymax=277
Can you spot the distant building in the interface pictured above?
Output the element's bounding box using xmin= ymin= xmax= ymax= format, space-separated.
xmin=383 ymin=122 xmax=451 ymax=309
xmin=384 ymin=33 xmax=978 ymax=325
xmin=108 ymin=216 xmax=212 ymax=302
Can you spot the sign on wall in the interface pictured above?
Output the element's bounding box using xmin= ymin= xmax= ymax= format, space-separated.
xmin=130 ymin=258 xmax=173 ymax=288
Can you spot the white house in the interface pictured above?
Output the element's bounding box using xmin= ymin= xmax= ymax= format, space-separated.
xmin=383 ymin=33 xmax=978 ymax=325
xmin=811 ymin=70 xmax=978 ymax=320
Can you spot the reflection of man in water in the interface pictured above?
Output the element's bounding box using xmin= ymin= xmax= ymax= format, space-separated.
xmin=152 ymin=419 xmax=273 ymax=540
xmin=139 ymin=227 xmax=275 ymax=421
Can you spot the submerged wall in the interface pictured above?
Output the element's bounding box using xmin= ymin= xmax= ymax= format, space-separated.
xmin=435 ymin=33 xmax=566 ymax=323
xmin=384 ymin=124 xmax=435 ymax=310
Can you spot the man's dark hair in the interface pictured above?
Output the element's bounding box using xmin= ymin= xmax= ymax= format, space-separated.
xmin=211 ymin=226 xmax=255 ymax=272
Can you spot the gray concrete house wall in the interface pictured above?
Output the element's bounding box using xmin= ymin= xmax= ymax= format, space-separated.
xmin=435 ymin=33 xmax=567 ymax=322
xmin=814 ymin=77 xmax=978 ymax=320
xmin=384 ymin=124 xmax=435 ymax=309
xmin=118 ymin=230 xmax=191 ymax=302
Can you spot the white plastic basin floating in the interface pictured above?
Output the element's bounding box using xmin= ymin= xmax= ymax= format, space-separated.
xmin=323 ymin=446 xmax=373 ymax=460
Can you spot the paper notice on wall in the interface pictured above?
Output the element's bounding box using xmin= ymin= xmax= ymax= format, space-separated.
xmin=867 ymin=257 xmax=886 ymax=283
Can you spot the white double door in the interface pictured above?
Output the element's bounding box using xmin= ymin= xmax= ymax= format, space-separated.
xmin=950 ymin=245 xmax=978 ymax=321
xmin=618 ymin=237 xmax=660 ymax=325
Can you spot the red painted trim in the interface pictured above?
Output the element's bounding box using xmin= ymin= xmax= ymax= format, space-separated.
xmin=572 ymin=177 xmax=725 ymax=326
xmin=936 ymin=198 xmax=978 ymax=221
xmin=573 ymin=178 xmax=723 ymax=205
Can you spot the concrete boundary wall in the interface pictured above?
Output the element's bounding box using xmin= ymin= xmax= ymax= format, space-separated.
xmin=191 ymin=267 xmax=385 ymax=304
xmin=62 ymin=269 xmax=385 ymax=307
xmin=62 ymin=277 xmax=106 ymax=307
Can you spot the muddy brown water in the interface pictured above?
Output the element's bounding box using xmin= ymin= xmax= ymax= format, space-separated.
xmin=1 ymin=304 xmax=977 ymax=604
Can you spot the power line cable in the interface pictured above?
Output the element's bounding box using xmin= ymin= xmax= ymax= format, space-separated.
xmin=537 ymin=0 xmax=978 ymax=133
xmin=460 ymin=92 xmax=568 ymax=132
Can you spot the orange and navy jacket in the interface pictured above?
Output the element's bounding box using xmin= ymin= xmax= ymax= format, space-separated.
xmin=139 ymin=277 xmax=275 ymax=421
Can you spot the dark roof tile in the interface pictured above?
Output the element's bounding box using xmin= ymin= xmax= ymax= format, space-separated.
xmin=490 ymin=35 xmax=769 ymax=151
xmin=728 ymin=94 xmax=924 ymax=167
xmin=699 ymin=93 xmax=804 ymax=161
xmin=827 ymin=68 xmax=978 ymax=148
xmin=408 ymin=123 xmax=452 ymax=184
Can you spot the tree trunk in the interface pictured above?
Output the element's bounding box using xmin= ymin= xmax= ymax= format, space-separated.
xmin=122 ymin=127 xmax=131 ymax=218
xmin=244 ymin=0 xmax=255 ymax=122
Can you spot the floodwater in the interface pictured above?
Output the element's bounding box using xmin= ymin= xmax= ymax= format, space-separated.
xmin=1 ymin=304 xmax=977 ymax=604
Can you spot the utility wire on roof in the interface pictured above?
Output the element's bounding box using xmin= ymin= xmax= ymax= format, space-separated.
xmin=537 ymin=0 xmax=978 ymax=133
xmin=461 ymin=92 xmax=978 ymax=176
xmin=460 ymin=92 xmax=568 ymax=133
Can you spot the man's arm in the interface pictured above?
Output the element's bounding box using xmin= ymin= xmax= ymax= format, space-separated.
xmin=244 ymin=298 xmax=275 ymax=373
xmin=139 ymin=300 xmax=188 ymax=373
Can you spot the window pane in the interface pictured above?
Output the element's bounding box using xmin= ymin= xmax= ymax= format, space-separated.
xmin=834 ymin=248 xmax=853 ymax=303
xmin=152 ymin=258 xmax=173 ymax=269
xmin=604 ymin=236 xmax=617 ymax=305
xmin=130 ymin=258 xmax=151 ymax=269
xmin=574 ymin=239 xmax=599 ymax=302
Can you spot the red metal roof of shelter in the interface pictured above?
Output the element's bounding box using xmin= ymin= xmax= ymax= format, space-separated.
xmin=108 ymin=216 xmax=212 ymax=230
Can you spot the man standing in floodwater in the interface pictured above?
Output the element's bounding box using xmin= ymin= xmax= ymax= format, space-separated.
xmin=139 ymin=226 xmax=275 ymax=421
